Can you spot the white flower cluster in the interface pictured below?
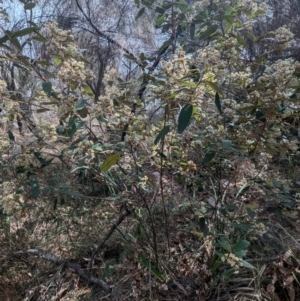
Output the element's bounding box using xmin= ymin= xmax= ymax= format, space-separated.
xmin=221 ymin=253 xmax=243 ymax=271
xmin=0 ymin=79 xmax=6 ymax=93
xmin=35 ymin=122 xmax=57 ymax=141
xmin=0 ymin=99 xmax=19 ymax=114
xmin=45 ymin=22 xmax=79 ymax=59
xmin=0 ymin=181 xmax=22 ymax=215
xmin=0 ymin=133 xmax=10 ymax=156
xmin=119 ymin=153 xmax=134 ymax=171
xmin=14 ymin=152 xmax=31 ymax=168
xmin=97 ymin=68 xmax=134 ymax=123
xmin=273 ymin=26 xmax=295 ymax=44
xmin=260 ymin=59 xmax=299 ymax=87
xmin=251 ymin=222 xmax=267 ymax=238
xmin=58 ymin=58 xmax=93 ymax=84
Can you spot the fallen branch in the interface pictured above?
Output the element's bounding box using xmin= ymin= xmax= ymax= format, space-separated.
xmin=24 ymin=249 xmax=110 ymax=291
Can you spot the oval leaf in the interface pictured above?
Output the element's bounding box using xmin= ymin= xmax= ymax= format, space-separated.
xmin=24 ymin=2 xmax=36 ymax=9
xmin=154 ymin=125 xmax=170 ymax=145
xmin=178 ymin=104 xmax=193 ymax=134
xmin=201 ymin=151 xmax=216 ymax=166
xmin=75 ymin=98 xmax=87 ymax=111
xmin=232 ymin=239 xmax=250 ymax=252
xmin=7 ymin=130 xmax=15 ymax=141
xmin=215 ymin=92 xmax=223 ymax=115
xmin=12 ymin=27 xmax=36 ymax=38
xmin=83 ymin=84 xmax=93 ymax=96
xmin=31 ymin=180 xmax=40 ymax=199
xmin=78 ymin=107 xmax=88 ymax=118
xmin=206 ymin=81 xmax=223 ymax=96
xmin=241 ymin=259 xmax=256 ymax=269
xmin=198 ymin=24 xmax=218 ymax=40
xmin=101 ymin=154 xmax=120 ymax=173
xmin=42 ymin=82 xmax=52 ymax=97
xmin=135 ymin=7 xmax=145 ymax=21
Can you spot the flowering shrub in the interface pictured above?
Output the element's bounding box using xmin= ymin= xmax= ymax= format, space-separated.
xmin=0 ymin=0 xmax=300 ymax=297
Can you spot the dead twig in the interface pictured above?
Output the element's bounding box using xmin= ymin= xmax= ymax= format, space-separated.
xmin=23 ymin=249 xmax=111 ymax=291
xmin=89 ymin=207 xmax=134 ymax=270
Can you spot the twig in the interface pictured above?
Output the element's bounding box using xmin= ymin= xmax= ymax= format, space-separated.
xmin=23 ymin=249 xmax=110 ymax=291
xmin=74 ymin=0 xmax=138 ymax=61
xmin=89 ymin=207 xmax=134 ymax=270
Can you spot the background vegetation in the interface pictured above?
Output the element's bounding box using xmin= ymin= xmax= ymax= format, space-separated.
xmin=0 ymin=0 xmax=300 ymax=300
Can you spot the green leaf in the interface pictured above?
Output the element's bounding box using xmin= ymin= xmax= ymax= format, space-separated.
xmin=11 ymin=37 xmax=22 ymax=51
xmin=54 ymin=55 xmax=62 ymax=65
xmin=154 ymin=125 xmax=170 ymax=145
xmin=134 ymin=0 xmax=140 ymax=7
xmin=234 ymin=249 xmax=247 ymax=258
xmin=42 ymin=82 xmax=52 ymax=97
xmin=24 ymin=2 xmax=36 ymax=9
xmin=83 ymin=84 xmax=93 ymax=96
xmin=0 ymin=34 xmax=9 ymax=45
xmin=12 ymin=27 xmax=36 ymax=37
xmin=256 ymin=110 xmax=266 ymax=123
xmin=33 ymin=152 xmax=54 ymax=168
xmin=28 ymin=21 xmax=39 ymax=28
xmin=124 ymin=54 xmax=137 ymax=61
xmin=198 ymin=25 xmax=218 ymax=40
xmin=201 ymin=151 xmax=216 ymax=166
xmin=276 ymin=194 xmax=293 ymax=202
xmin=178 ymin=104 xmax=193 ymax=134
xmin=232 ymin=223 xmax=252 ymax=230
xmin=135 ymin=7 xmax=145 ymax=20
xmin=7 ymin=130 xmax=15 ymax=141
xmin=246 ymin=207 xmax=256 ymax=219
xmin=67 ymin=116 xmax=78 ymax=138
xmin=217 ymin=239 xmax=231 ymax=252
xmin=199 ymin=217 xmax=209 ymax=236
xmin=157 ymin=39 xmax=171 ymax=56
xmin=232 ymin=240 xmax=250 ymax=252
xmin=221 ymin=140 xmax=237 ymax=152
xmin=241 ymin=259 xmax=256 ymax=269
xmin=276 ymin=194 xmax=296 ymax=208
xmin=221 ymin=3 xmax=235 ymax=14
xmin=215 ymin=92 xmax=222 ymax=115
xmin=32 ymin=34 xmax=47 ymax=43
xmin=56 ymin=123 xmax=65 ymax=135
xmin=77 ymin=107 xmax=88 ymax=118
xmin=101 ymin=154 xmax=120 ymax=172
xmin=91 ymin=144 xmax=103 ymax=151
xmin=35 ymin=60 xmax=51 ymax=66
xmin=156 ymin=14 xmax=166 ymax=27
xmin=235 ymin=183 xmax=250 ymax=199
xmin=16 ymin=166 xmax=27 ymax=173
xmin=75 ymin=98 xmax=87 ymax=111
xmin=31 ymin=180 xmax=40 ymax=199
xmin=206 ymin=81 xmax=223 ymax=96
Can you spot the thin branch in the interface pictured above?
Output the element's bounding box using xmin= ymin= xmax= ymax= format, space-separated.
xmin=74 ymin=0 xmax=139 ymax=63
xmin=89 ymin=207 xmax=134 ymax=270
xmin=120 ymin=38 xmax=173 ymax=141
